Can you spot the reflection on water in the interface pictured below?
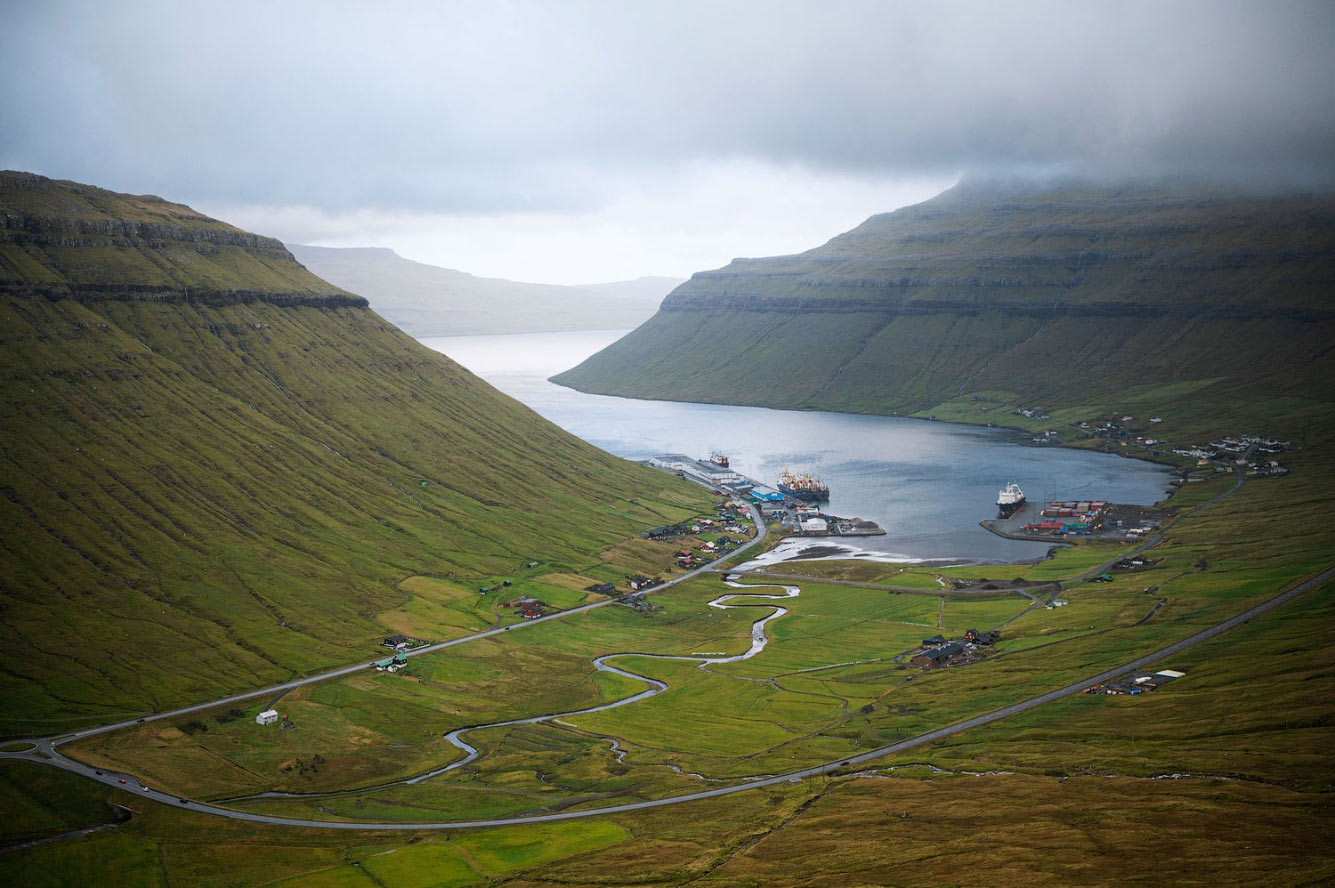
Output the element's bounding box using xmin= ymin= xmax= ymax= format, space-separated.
xmin=422 ymin=330 xmax=1172 ymax=565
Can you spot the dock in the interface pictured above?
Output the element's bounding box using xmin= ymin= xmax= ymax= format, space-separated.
xmin=644 ymin=454 xmax=884 ymax=537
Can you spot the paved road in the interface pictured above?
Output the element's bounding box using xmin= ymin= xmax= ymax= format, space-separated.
xmin=8 ymin=560 xmax=1329 ymax=831
xmin=17 ymin=496 xmax=766 ymax=752
xmin=7 ymin=466 xmax=1324 ymax=832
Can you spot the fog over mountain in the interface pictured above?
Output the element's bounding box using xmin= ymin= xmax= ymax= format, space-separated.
xmin=3 ymin=1 xmax=1331 ymax=282
xmin=288 ymin=244 xmax=677 ymax=336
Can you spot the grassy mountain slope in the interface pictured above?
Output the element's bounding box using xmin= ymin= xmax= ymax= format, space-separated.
xmin=288 ymin=245 xmax=676 ymax=336
xmin=0 ymin=172 xmax=705 ymax=733
xmin=554 ymin=180 xmax=1335 ymax=439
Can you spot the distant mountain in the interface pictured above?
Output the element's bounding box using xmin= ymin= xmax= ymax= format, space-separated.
xmin=576 ymin=276 xmax=688 ymax=302
xmin=554 ymin=179 xmax=1335 ymax=439
xmin=0 ymin=171 xmax=700 ymax=732
xmin=288 ymin=244 xmax=680 ymax=336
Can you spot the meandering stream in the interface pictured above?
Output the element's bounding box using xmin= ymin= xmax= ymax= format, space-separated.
xmin=220 ymin=579 xmax=800 ymax=803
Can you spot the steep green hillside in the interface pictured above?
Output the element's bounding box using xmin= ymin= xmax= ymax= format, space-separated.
xmin=288 ymin=245 xmax=673 ymax=336
xmin=554 ymin=180 xmax=1335 ymax=439
xmin=0 ymin=172 xmax=705 ymax=733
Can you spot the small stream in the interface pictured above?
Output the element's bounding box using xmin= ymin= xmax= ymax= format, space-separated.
xmin=220 ymin=580 xmax=800 ymax=803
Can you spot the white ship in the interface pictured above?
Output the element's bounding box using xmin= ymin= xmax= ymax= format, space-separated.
xmin=997 ymin=482 xmax=1026 ymax=518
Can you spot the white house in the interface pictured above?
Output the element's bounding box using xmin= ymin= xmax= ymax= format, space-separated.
xmin=256 ymin=709 xmax=279 ymax=726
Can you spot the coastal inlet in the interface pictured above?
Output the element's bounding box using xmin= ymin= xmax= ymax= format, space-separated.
xmin=420 ymin=329 xmax=1173 ymax=565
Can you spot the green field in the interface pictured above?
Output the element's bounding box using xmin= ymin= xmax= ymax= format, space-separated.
xmin=3 ymin=450 xmax=1331 ymax=885
xmin=61 ymin=449 xmax=1332 ymax=822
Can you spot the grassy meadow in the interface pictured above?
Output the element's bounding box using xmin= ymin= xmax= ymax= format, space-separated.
xmin=3 ymin=435 xmax=1331 ymax=885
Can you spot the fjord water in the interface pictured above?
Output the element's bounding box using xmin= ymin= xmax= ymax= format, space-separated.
xmin=422 ymin=331 xmax=1171 ymax=565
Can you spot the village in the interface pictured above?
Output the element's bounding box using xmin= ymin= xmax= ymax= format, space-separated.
xmin=1012 ymin=407 xmax=1297 ymax=477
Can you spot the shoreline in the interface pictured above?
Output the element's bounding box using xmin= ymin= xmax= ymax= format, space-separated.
xmin=547 ymin=371 xmax=1185 ymax=475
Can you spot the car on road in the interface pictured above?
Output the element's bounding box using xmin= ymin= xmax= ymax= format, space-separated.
xmin=117 ymin=778 xmax=126 ymax=784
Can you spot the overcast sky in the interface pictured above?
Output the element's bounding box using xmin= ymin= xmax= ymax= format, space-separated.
xmin=3 ymin=1 xmax=1332 ymax=283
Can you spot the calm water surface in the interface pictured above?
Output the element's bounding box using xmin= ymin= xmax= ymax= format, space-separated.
xmin=421 ymin=331 xmax=1172 ymax=565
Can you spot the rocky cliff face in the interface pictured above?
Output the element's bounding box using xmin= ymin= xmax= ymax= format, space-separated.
xmin=657 ymin=180 xmax=1334 ymax=317
xmin=0 ymin=171 xmax=365 ymax=307
xmin=553 ymin=179 xmax=1335 ymax=434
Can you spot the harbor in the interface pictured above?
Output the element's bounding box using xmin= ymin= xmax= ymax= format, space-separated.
xmin=980 ymin=481 xmax=1176 ymax=542
xmin=423 ymin=329 xmax=1173 ymax=564
xmin=646 ymin=453 xmax=885 ymax=537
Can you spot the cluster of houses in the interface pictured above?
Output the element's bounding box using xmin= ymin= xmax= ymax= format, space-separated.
xmin=1085 ymin=669 xmax=1185 ymax=695
xmin=909 ymin=628 xmax=999 ymax=669
xmin=616 ymin=592 xmax=656 ymax=613
xmin=502 ymin=596 xmax=547 ymax=619
xmin=1076 ymin=417 xmax=1146 ymax=443
xmin=1121 ymin=518 xmax=1163 ymax=538
xmin=1172 ymin=433 xmax=1293 ymax=480
xmin=674 ymin=535 xmax=743 ymax=567
xmin=1015 ymin=406 xmax=1051 ymax=421
xmin=374 ymin=653 xmax=409 ymax=673
xmin=642 ymin=517 xmax=716 ymax=541
xmin=381 ymin=634 xmax=422 ymax=651
xmin=626 ymin=574 xmax=663 ymax=592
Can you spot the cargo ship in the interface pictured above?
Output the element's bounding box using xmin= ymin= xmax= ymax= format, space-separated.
xmin=709 ymin=451 xmax=730 ymax=469
xmin=997 ymin=482 xmax=1026 ymax=518
xmin=779 ymin=469 xmax=830 ymax=502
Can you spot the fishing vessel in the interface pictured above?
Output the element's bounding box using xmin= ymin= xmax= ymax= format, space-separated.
xmin=709 ymin=451 xmax=730 ymax=469
xmin=997 ymin=482 xmax=1026 ymax=518
xmin=778 ymin=469 xmax=829 ymax=502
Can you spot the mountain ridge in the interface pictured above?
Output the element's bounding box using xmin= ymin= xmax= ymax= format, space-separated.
xmin=0 ymin=170 xmax=363 ymax=307
xmin=0 ymin=172 xmax=703 ymax=733
xmin=554 ymin=179 xmax=1335 ymax=438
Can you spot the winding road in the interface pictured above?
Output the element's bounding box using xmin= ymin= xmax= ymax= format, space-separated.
xmin=219 ymin=578 xmax=800 ymax=803
xmin=4 ymin=468 xmax=1330 ymax=832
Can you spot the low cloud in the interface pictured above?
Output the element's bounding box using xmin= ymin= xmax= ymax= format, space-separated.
xmin=213 ymin=160 xmax=952 ymax=284
xmin=4 ymin=1 xmax=1331 ymax=278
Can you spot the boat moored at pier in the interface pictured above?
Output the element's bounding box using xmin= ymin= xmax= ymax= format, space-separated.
xmin=997 ymin=482 xmax=1026 ymax=518
xmin=779 ymin=469 xmax=829 ymax=502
